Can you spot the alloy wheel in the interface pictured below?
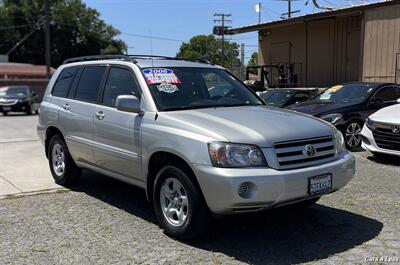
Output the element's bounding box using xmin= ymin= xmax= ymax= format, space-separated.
xmin=345 ymin=122 xmax=362 ymax=148
xmin=51 ymin=143 xmax=66 ymax=177
xmin=159 ymin=177 xmax=189 ymax=227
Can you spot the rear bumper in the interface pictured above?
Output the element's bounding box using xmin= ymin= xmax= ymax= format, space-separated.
xmin=361 ymin=125 xmax=400 ymax=156
xmin=192 ymin=152 xmax=355 ymax=215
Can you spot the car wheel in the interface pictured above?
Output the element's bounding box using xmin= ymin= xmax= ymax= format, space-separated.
xmin=344 ymin=120 xmax=363 ymax=150
xmin=48 ymin=134 xmax=81 ymax=186
xmin=2 ymin=111 xmax=7 ymax=116
xmin=153 ymin=165 xmax=211 ymax=240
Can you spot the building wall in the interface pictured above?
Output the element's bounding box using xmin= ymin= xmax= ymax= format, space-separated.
xmin=362 ymin=5 xmax=400 ymax=83
xmin=259 ymin=15 xmax=362 ymax=87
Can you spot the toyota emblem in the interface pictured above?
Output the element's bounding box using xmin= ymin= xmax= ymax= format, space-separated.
xmin=303 ymin=144 xmax=316 ymax=157
xmin=392 ymin=125 xmax=400 ymax=134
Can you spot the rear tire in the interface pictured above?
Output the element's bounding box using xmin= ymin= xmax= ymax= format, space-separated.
xmin=48 ymin=134 xmax=81 ymax=186
xmin=153 ymin=164 xmax=211 ymax=240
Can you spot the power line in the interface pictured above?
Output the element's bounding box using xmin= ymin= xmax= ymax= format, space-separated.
xmin=120 ymin=32 xmax=185 ymax=42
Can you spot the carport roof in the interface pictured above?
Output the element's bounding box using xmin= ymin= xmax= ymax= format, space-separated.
xmin=228 ymin=0 xmax=400 ymax=34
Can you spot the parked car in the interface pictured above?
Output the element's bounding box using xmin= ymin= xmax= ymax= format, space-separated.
xmin=361 ymin=98 xmax=400 ymax=157
xmin=287 ymin=83 xmax=400 ymax=150
xmin=259 ymin=88 xmax=319 ymax=108
xmin=37 ymin=55 xmax=355 ymax=239
xmin=0 ymin=85 xmax=40 ymax=116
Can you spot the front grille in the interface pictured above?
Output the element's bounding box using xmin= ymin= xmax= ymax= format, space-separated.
xmin=273 ymin=136 xmax=336 ymax=170
xmin=0 ymin=99 xmax=18 ymax=106
xmin=372 ymin=122 xmax=400 ymax=151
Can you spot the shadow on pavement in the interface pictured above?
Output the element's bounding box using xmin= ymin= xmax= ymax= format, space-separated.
xmin=75 ymin=170 xmax=383 ymax=265
xmin=366 ymin=153 xmax=400 ymax=166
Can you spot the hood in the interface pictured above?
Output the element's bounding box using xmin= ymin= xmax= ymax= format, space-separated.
xmin=370 ymin=104 xmax=400 ymax=124
xmin=157 ymin=106 xmax=334 ymax=147
xmin=288 ymin=100 xmax=358 ymax=116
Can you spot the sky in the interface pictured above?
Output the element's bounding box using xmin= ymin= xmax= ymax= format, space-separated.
xmin=83 ymin=0 xmax=381 ymax=62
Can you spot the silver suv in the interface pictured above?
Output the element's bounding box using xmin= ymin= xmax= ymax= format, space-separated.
xmin=38 ymin=55 xmax=355 ymax=239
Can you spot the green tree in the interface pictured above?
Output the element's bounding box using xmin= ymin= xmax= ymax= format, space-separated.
xmin=0 ymin=0 xmax=127 ymax=66
xmin=247 ymin=52 xmax=259 ymax=75
xmin=176 ymin=34 xmax=240 ymax=69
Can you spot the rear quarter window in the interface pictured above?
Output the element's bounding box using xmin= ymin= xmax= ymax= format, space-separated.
xmin=52 ymin=67 xmax=78 ymax=98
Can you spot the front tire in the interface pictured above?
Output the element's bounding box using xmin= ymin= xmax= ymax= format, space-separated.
xmin=153 ymin=165 xmax=211 ymax=240
xmin=343 ymin=120 xmax=363 ymax=150
xmin=2 ymin=111 xmax=8 ymax=116
xmin=48 ymin=134 xmax=81 ymax=186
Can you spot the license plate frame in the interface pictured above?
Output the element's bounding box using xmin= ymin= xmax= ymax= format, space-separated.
xmin=308 ymin=174 xmax=332 ymax=196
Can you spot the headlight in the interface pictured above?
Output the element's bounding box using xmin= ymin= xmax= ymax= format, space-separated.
xmin=335 ymin=129 xmax=346 ymax=153
xmin=320 ymin=113 xmax=343 ymax=124
xmin=208 ymin=142 xmax=268 ymax=168
xmin=366 ymin=118 xmax=375 ymax=130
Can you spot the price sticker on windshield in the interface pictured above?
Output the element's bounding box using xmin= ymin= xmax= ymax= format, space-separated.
xmin=142 ymin=68 xmax=181 ymax=85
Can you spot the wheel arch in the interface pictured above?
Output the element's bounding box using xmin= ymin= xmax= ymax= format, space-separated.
xmin=145 ymin=151 xmax=204 ymax=202
xmin=45 ymin=126 xmax=64 ymax=158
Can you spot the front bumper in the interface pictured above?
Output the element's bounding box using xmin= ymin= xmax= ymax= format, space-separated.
xmin=0 ymin=101 xmax=30 ymax=112
xmin=361 ymin=125 xmax=400 ymax=157
xmin=192 ymin=151 xmax=355 ymax=215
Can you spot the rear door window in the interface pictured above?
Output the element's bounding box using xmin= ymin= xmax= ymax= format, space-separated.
xmin=75 ymin=66 xmax=106 ymax=102
xmin=52 ymin=67 xmax=78 ymax=98
xmin=102 ymin=67 xmax=141 ymax=107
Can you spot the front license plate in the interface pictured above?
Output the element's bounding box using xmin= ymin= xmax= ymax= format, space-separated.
xmin=308 ymin=174 xmax=332 ymax=196
xmin=2 ymin=107 xmax=11 ymax=111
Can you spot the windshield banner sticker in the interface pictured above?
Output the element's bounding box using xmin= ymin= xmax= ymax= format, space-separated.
xmin=142 ymin=68 xmax=181 ymax=84
xmin=157 ymin=83 xmax=179 ymax=93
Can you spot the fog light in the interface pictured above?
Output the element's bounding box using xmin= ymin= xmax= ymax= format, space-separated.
xmin=361 ymin=135 xmax=370 ymax=145
xmin=237 ymin=182 xmax=257 ymax=199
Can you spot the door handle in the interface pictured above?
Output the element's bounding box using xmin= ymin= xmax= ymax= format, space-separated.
xmin=95 ymin=111 xmax=105 ymax=120
xmin=62 ymin=104 xmax=70 ymax=111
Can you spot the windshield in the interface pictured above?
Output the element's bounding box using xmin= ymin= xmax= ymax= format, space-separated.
xmin=315 ymin=84 xmax=375 ymax=103
xmin=142 ymin=67 xmax=263 ymax=111
xmin=261 ymin=91 xmax=294 ymax=107
xmin=0 ymin=87 xmax=28 ymax=97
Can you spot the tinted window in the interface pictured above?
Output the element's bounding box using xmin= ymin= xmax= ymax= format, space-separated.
xmin=102 ymin=67 xmax=140 ymax=107
xmin=315 ymin=84 xmax=376 ymax=103
xmin=75 ymin=66 xmax=106 ymax=102
xmin=52 ymin=67 xmax=78 ymax=98
xmin=373 ymin=86 xmax=400 ymax=102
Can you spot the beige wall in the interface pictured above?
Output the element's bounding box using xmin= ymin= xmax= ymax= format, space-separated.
xmin=258 ymin=15 xmax=362 ymax=87
xmin=363 ymin=5 xmax=400 ymax=83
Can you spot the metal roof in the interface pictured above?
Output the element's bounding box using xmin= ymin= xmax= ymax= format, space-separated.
xmin=229 ymin=0 xmax=400 ymax=34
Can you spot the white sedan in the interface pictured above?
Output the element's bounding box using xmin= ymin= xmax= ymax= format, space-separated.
xmin=361 ymin=98 xmax=400 ymax=157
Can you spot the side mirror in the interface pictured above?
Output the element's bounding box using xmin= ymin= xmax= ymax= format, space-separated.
xmin=116 ymin=95 xmax=142 ymax=114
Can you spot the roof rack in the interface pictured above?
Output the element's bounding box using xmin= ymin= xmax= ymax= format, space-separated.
xmin=63 ymin=55 xmax=137 ymax=64
xmin=128 ymin=54 xmax=175 ymax=60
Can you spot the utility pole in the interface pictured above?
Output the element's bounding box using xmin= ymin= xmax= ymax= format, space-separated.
xmin=274 ymin=0 xmax=301 ymax=19
xmin=213 ymin=13 xmax=231 ymax=66
xmin=44 ymin=0 xmax=51 ymax=78
xmin=240 ymin=43 xmax=245 ymax=80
